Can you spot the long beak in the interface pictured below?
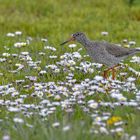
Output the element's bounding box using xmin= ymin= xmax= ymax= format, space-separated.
xmin=60 ymin=37 xmax=75 ymax=45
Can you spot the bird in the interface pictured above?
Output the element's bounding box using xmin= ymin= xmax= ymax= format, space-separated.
xmin=60 ymin=32 xmax=140 ymax=80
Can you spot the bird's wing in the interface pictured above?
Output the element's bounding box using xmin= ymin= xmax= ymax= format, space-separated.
xmin=102 ymin=42 xmax=135 ymax=57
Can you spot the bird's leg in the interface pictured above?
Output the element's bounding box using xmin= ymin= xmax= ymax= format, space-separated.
xmin=112 ymin=67 xmax=116 ymax=80
xmin=103 ymin=70 xmax=108 ymax=79
xmin=111 ymin=64 xmax=120 ymax=80
xmin=103 ymin=68 xmax=111 ymax=79
xmin=103 ymin=64 xmax=119 ymax=80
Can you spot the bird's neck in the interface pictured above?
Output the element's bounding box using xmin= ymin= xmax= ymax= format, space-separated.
xmin=78 ymin=38 xmax=92 ymax=47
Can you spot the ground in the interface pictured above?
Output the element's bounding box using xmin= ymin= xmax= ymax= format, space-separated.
xmin=0 ymin=0 xmax=140 ymax=140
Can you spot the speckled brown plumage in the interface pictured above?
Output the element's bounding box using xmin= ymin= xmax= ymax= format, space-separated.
xmin=61 ymin=32 xmax=140 ymax=79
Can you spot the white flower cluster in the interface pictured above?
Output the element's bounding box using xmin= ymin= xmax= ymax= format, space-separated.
xmin=0 ymin=31 xmax=140 ymax=138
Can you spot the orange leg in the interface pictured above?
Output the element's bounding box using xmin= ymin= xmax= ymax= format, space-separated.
xmin=112 ymin=68 xmax=116 ymax=80
xmin=103 ymin=67 xmax=113 ymax=79
xmin=103 ymin=70 xmax=108 ymax=79
xmin=103 ymin=64 xmax=119 ymax=80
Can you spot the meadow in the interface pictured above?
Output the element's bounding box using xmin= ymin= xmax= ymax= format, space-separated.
xmin=0 ymin=0 xmax=140 ymax=140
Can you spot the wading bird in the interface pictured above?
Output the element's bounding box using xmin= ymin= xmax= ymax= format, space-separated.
xmin=60 ymin=32 xmax=140 ymax=80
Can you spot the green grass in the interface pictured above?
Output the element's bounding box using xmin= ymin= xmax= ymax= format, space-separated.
xmin=0 ymin=0 xmax=140 ymax=140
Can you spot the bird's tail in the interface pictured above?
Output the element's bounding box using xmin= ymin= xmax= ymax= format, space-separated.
xmin=126 ymin=48 xmax=140 ymax=57
xmin=135 ymin=48 xmax=140 ymax=53
xmin=136 ymin=47 xmax=140 ymax=50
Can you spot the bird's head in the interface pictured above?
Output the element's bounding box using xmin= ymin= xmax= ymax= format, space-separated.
xmin=60 ymin=32 xmax=86 ymax=45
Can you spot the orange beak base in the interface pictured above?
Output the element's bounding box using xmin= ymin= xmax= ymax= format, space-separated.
xmin=60 ymin=37 xmax=75 ymax=45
